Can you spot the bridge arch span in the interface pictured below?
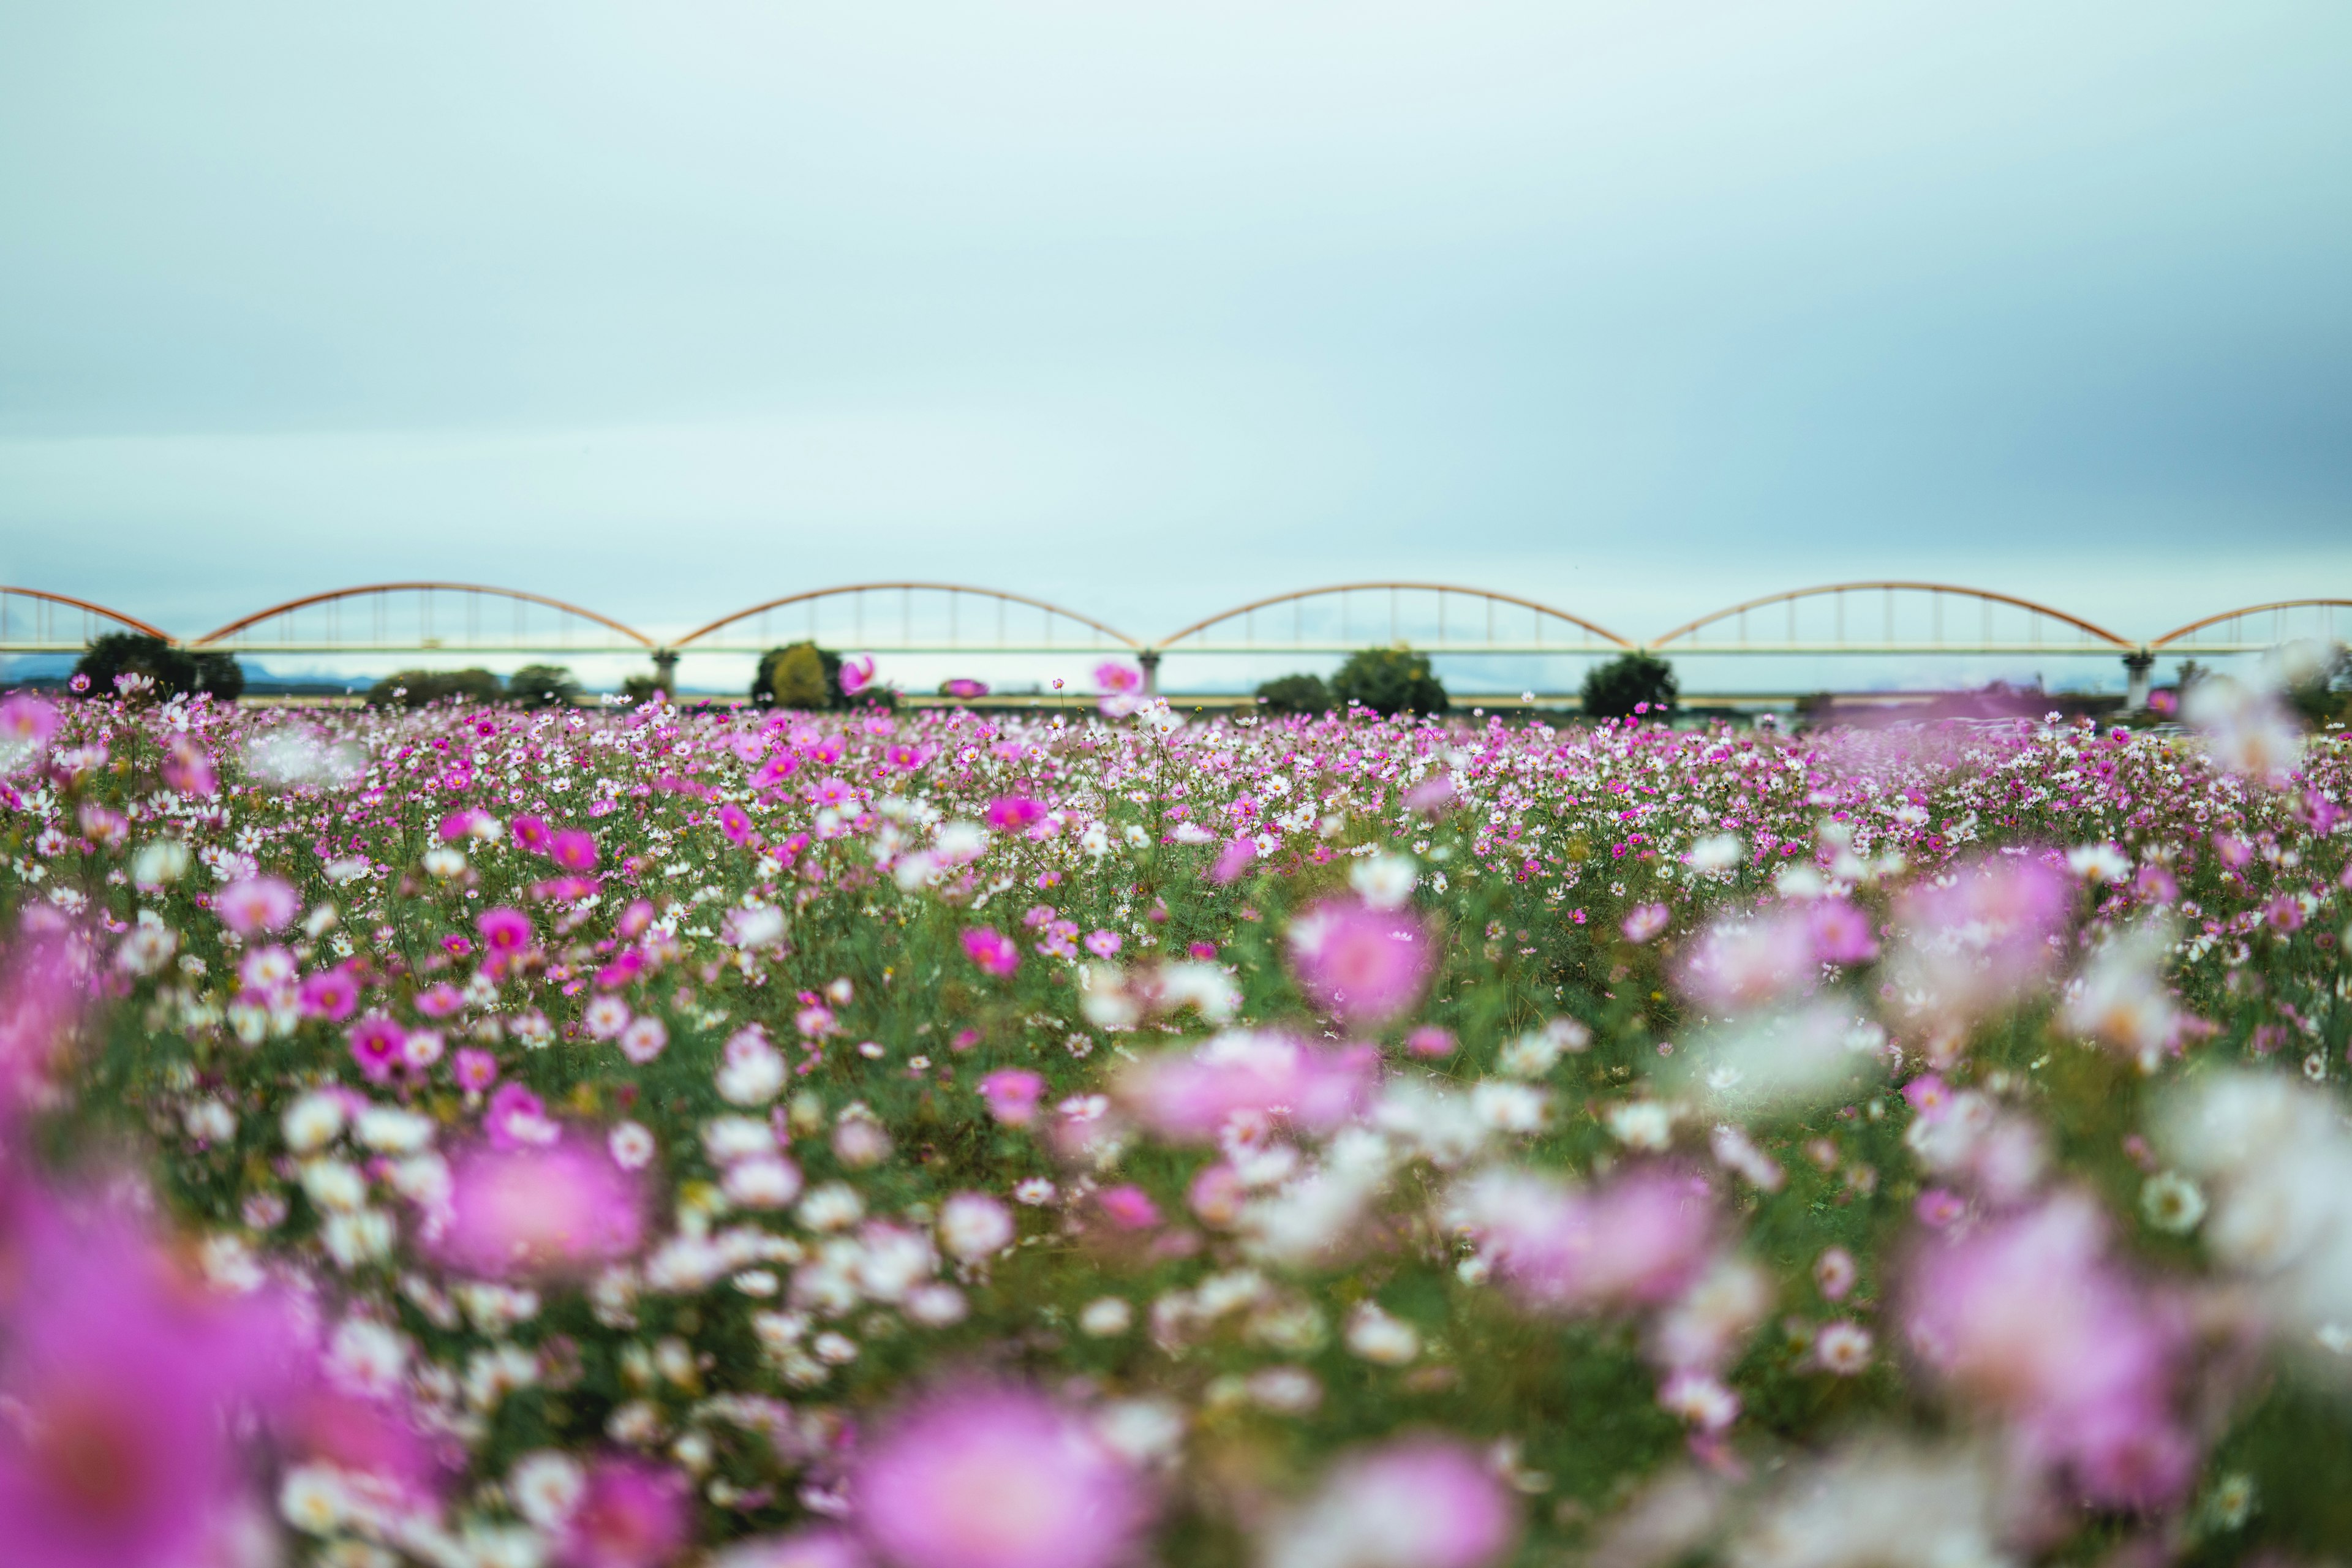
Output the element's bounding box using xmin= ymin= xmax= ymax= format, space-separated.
xmin=1649 ymin=581 xmax=2132 ymax=655
xmin=675 ymin=584 xmax=1140 ymax=653
xmin=192 ymin=584 xmax=652 ymax=654
xmin=2152 ymin=600 xmax=2352 ymax=654
xmin=0 ymin=587 xmax=173 ymax=651
xmin=1155 ymin=582 xmax=1632 ymax=655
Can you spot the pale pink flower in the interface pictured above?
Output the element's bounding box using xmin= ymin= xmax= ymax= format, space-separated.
xmin=1265 ymin=1438 xmax=1518 ymax=1568
xmin=853 ymin=1385 xmax=1152 ymax=1568
xmin=216 ymin=875 xmax=299 ymax=935
xmin=1675 ymin=910 xmax=1814 ymax=1011
xmin=559 ymin=1457 xmax=692 ymax=1568
xmin=1287 ymin=900 xmax=1434 ymax=1026
xmin=432 ymin=1140 xmax=647 ymax=1281
xmin=1117 ymin=1030 xmax=1376 ymax=1142
xmin=1889 ymin=854 xmax=2072 ymax=1023
xmin=1621 ymin=903 xmax=1671 ymax=943
xmin=1452 ymin=1166 xmax=1716 ymax=1314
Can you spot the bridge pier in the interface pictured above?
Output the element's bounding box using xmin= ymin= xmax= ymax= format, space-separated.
xmin=1138 ymin=649 xmax=1161 ymax=695
xmin=2124 ymin=649 xmax=2155 ymax=712
xmin=650 ymin=647 xmax=679 ymax=695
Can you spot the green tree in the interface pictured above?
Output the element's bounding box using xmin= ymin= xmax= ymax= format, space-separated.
xmin=1580 ymin=651 xmax=1678 ymax=720
xmin=366 ymin=668 xmax=503 ymax=708
xmin=1330 ymin=646 xmax=1447 ymax=717
xmin=72 ymin=633 xmax=243 ymax=703
xmin=2285 ymin=644 xmax=2350 ymax=727
xmin=1255 ymin=673 xmax=1333 ymax=716
xmin=753 ymin=643 xmax=836 ymax=709
xmin=507 ymin=664 xmax=582 ymax=709
xmin=618 ymin=673 xmax=668 ymax=708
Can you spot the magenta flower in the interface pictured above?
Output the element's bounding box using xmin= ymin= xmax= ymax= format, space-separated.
xmin=1406 ymin=1025 xmax=1457 ymax=1058
xmin=1083 ymin=930 xmax=1123 ymax=959
xmin=985 ymin=795 xmax=1045 ymax=831
xmin=512 ymin=815 xmax=553 ymax=854
xmin=299 ymin=965 xmax=360 ymax=1021
xmin=1208 ymin=839 xmax=1256 ymax=884
xmin=1117 ymin=1031 xmax=1376 ymax=1142
xmin=559 ymin=1457 xmax=692 ymax=1568
xmin=942 ymin=679 xmax=989 ymax=701
xmin=962 ymin=927 xmax=1021 ymax=978
xmin=1093 ymin=661 xmax=1144 ymax=695
xmin=481 ymin=1084 xmax=555 ymax=1147
xmin=431 ymin=1140 xmax=647 ymax=1281
xmin=349 ymin=1014 xmax=407 ymax=1083
xmin=215 ymin=875 xmax=298 ymax=935
xmin=978 ymin=1069 xmax=1045 ymax=1127
xmin=853 ymin=1384 xmax=1152 ymax=1568
xmin=1093 ymin=1185 xmax=1162 ymax=1231
xmin=720 ymin=1528 xmax=872 ymax=1568
xmin=1286 ymin=900 xmax=1433 ymax=1025
xmin=0 ymin=1199 xmax=292 ymax=1568
xmin=477 ymin=905 xmax=533 ymax=956
xmin=839 ymin=655 xmax=878 ymax=696
xmin=550 ymin=829 xmax=600 ymax=872
xmin=1268 ymin=1438 xmax=1518 ymax=1568
xmin=416 ymin=981 xmax=465 ymax=1019
xmin=718 ymin=803 xmax=756 ymax=845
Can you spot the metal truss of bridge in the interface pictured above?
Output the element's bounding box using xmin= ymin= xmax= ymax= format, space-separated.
xmin=5 ymin=579 xmax=2345 ymax=708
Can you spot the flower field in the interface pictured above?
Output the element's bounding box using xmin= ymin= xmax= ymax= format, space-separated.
xmin=0 ymin=678 xmax=2348 ymax=1567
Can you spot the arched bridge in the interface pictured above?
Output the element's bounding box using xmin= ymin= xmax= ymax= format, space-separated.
xmin=5 ymin=578 xmax=2344 ymax=710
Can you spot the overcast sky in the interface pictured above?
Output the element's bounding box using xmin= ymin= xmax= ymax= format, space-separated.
xmin=2 ymin=1 xmax=2346 ymax=659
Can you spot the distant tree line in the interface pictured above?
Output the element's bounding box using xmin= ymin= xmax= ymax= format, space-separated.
xmin=71 ymin=633 xmax=244 ymax=702
xmin=366 ymin=665 xmax=582 ymax=709
xmin=1250 ymin=646 xmax=1679 ymax=722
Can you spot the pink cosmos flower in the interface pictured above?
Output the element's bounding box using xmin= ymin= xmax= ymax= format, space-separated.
xmin=349 ymin=1015 xmax=407 ymax=1083
xmin=161 ymin=737 xmax=216 ymax=797
xmin=431 ymin=1140 xmax=648 ymax=1281
xmin=1806 ymin=899 xmax=1879 ymax=965
xmin=1117 ymin=1031 xmax=1376 ymax=1142
xmin=0 ymin=692 xmax=60 ymax=750
xmin=1675 ymin=910 xmax=1814 ymax=1011
xmin=985 ymin=796 xmax=1045 ymax=831
xmin=839 ymin=655 xmax=878 ymax=696
xmin=560 ymin=1457 xmax=692 ymax=1568
xmin=1454 ymin=1166 xmax=1717 ymax=1315
xmin=1083 ymin=930 xmax=1123 ymax=959
xmin=962 ymin=927 xmax=1021 ymax=978
xmin=1094 ymin=1185 xmax=1162 ymax=1231
xmin=439 ymin=808 xmax=494 ymax=843
xmin=416 ymin=981 xmax=465 ymax=1019
xmin=1904 ymin=1194 xmax=2194 ymax=1507
xmin=1267 ymin=1438 xmax=1518 ymax=1568
xmin=1406 ymin=1025 xmax=1457 ymax=1057
xmin=1621 ymin=903 xmax=1671 ymax=943
xmin=513 ymin=815 xmax=554 ymax=854
xmin=718 ymin=803 xmax=756 ymax=845
xmin=718 ymin=1528 xmax=872 ymax=1568
xmin=1889 ymin=854 xmax=2072 ymax=1022
xmin=1209 ymin=839 xmax=1256 ymax=884
xmin=978 ymin=1069 xmax=1045 ymax=1127
xmin=453 ymin=1047 xmax=500 ymax=1093
xmin=853 ymin=1384 xmax=1153 ymax=1568
xmin=299 ymin=965 xmax=361 ymax=1021
xmin=216 ymin=875 xmax=299 ymax=935
xmin=753 ymin=753 xmax=801 ymax=791
xmin=0 ymin=1198 xmax=293 ymax=1568
xmin=942 ymin=679 xmax=989 ymax=701
xmin=551 ymin=829 xmax=600 ymax=872
xmin=478 ymin=905 xmax=533 ymax=956
xmin=1094 ymin=661 xmax=1144 ymax=695
xmin=1286 ymin=900 xmax=1433 ymax=1025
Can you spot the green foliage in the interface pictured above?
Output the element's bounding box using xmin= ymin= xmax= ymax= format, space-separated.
xmin=507 ymin=664 xmax=582 ymax=710
xmin=1330 ymin=646 xmax=1447 ymax=717
xmin=1580 ymin=650 xmax=1678 ymax=719
xmin=72 ymin=632 xmax=243 ymax=703
xmin=1254 ymin=673 xmax=1333 ymax=716
xmin=365 ymin=668 xmax=503 ymax=708
xmin=753 ymin=643 xmax=841 ymax=710
xmin=617 ymin=673 xmax=668 ymax=707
